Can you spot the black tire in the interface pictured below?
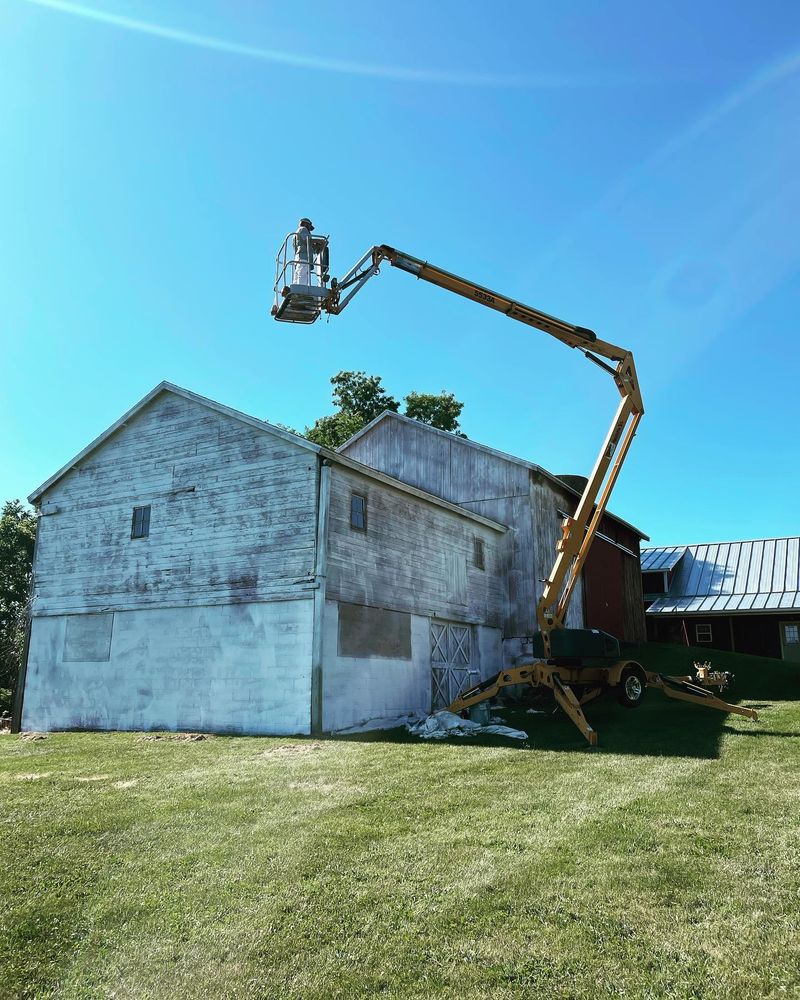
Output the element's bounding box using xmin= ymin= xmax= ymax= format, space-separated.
xmin=616 ymin=665 xmax=647 ymax=708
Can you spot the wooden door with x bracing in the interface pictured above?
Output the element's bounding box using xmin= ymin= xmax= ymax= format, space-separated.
xmin=430 ymin=621 xmax=478 ymax=711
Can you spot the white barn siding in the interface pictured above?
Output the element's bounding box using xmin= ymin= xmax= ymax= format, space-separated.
xmin=20 ymin=386 xmax=526 ymax=736
xmin=326 ymin=465 xmax=504 ymax=626
xmin=530 ymin=477 xmax=585 ymax=631
xmin=323 ymin=464 xmax=505 ymax=729
xmin=23 ymin=390 xmax=319 ymax=735
xmin=23 ymin=601 xmax=313 ymax=735
xmin=31 ymin=392 xmax=318 ymax=612
xmin=321 ymin=601 xmax=431 ymax=731
xmin=340 ymin=414 xmax=582 ymax=637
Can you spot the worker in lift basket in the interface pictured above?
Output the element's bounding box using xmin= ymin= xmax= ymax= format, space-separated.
xmin=292 ymin=218 xmax=329 ymax=288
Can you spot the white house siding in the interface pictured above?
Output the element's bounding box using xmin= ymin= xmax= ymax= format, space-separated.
xmin=22 ymin=601 xmax=313 ymax=735
xmin=24 ymin=389 xmax=319 ymax=735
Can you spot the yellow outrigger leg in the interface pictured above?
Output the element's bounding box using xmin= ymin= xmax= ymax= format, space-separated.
xmin=447 ymin=661 xmax=758 ymax=747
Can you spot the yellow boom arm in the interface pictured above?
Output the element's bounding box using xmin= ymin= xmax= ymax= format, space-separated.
xmin=272 ymin=228 xmax=761 ymax=747
xmin=326 ymin=244 xmax=644 ymax=656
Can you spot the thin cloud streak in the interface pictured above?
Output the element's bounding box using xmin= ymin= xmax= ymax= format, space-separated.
xmin=538 ymin=47 xmax=800 ymax=267
xmin=21 ymin=0 xmax=661 ymax=88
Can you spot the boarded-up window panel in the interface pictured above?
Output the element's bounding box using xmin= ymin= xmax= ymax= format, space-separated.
xmin=447 ymin=552 xmax=468 ymax=606
xmin=63 ymin=613 xmax=114 ymax=662
xmin=337 ymin=603 xmax=412 ymax=660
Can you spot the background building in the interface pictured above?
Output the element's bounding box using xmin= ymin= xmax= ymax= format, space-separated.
xmin=643 ymin=539 xmax=800 ymax=661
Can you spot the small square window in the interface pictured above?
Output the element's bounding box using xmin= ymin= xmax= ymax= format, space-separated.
xmin=784 ymin=624 xmax=799 ymax=644
xmin=473 ymin=536 xmax=485 ymax=571
xmin=350 ymin=493 xmax=366 ymax=531
xmin=131 ymin=504 xmax=151 ymax=539
xmin=695 ymin=623 xmax=712 ymax=643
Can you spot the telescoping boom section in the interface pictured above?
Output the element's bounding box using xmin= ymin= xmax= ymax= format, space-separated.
xmin=272 ymin=224 xmax=758 ymax=745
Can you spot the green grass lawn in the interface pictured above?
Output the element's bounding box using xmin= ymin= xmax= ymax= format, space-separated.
xmin=2 ymin=643 xmax=799 ymax=1000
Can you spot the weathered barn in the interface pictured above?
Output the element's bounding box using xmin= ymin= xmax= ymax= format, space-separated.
xmin=339 ymin=411 xmax=648 ymax=660
xmin=16 ymin=383 xmax=647 ymax=737
xmin=17 ymin=383 xmax=507 ymax=735
xmin=643 ymin=539 xmax=800 ymax=661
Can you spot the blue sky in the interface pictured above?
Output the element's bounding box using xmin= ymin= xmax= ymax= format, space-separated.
xmin=2 ymin=0 xmax=799 ymax=547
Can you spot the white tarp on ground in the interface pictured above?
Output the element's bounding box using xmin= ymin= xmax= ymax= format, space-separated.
xmin=406 ymin=710 xmax=528 ymax=741
xmin=333 ymin=713 xmax=425 ymax=735
xmin=333 ymin=710 xmax=529 ymax=740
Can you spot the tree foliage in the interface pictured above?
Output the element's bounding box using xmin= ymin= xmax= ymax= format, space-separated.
xmin=304 ymin=371 xmax=465 ymax=449
xmin=303 ymin=410 xmax=364 ymax=450
xmin=0 ymin=500 xmax=36 ymax=693
xmin=404 ymin=390 xmax=464 ymax=433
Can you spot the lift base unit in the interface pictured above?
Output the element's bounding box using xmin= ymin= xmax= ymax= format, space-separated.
xmin=447 ymin=660 xmax=758 ymax=747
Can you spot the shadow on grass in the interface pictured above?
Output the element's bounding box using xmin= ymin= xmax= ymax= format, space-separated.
xmin=330 ymin=694 xmax=741 ymax=759
xmin=721 ymin=726 xmax=800 ymax=739
xmin=331 ymin=643 xmax=794 ymax=760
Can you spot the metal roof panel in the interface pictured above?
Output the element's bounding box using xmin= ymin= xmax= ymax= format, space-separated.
xmin=643 ymin=537 xmax=800 ymax=615
xmin=641 ymin=546 xmax=687 ymax=572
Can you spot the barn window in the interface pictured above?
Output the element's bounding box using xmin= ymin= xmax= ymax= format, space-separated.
xmin=131 ymin=504 xmax=151 ymax=539
xmin=695 ymin=623 xmax=712 ymax=643
xmin=784 ymin=624 xmax=799 ymax=644
xmin=473 ymin=536 xmax=485 ymax=570
xmin=350 ymin=493 xmax=366 ymax=531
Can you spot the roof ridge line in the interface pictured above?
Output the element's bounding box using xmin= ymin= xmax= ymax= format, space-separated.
xmin=644 ymin=535 xmax=800 ymax=550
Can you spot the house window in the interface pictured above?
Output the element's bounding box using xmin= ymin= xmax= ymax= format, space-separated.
xmin=350 ymin=493 xmax=366 ymax=531
xmin=784 ymin=624 xmax=799 ymax=644
xmin=131 ymin=504 xmax=151 ymax=539
xmin=695 ymin=623 xmax=712 ymax=643
xmin=473 ymin=536 xmax=485 ymax=571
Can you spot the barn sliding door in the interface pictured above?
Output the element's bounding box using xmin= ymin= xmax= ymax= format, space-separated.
xmin=430 ymin=621 xmax=478 ymax=710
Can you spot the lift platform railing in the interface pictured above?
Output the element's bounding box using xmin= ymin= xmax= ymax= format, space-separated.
xmin=272 ymin=230 xmax=331 ymax=324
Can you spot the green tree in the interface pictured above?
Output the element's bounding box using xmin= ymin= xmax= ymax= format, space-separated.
xmin=304 ymin=371 xmax=465 ymax=449
xmin=404 ymin=390 xmax=464 ymax=433
xmin=303 ymin=410 xmax=366 ymax=450
xmin=0 ymin=500 xmax=36 ymax=699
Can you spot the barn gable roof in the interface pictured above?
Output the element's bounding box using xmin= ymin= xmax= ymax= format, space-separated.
xmin=644 ymin=538 xmax=800 ymax=616
xmin=340 ymin=410 xmax=648 ymax=540
xmin=28 ymin=382 xmax=506 ymax=533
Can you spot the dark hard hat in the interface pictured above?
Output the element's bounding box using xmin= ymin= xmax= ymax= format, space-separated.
xmin=299 ymin=217 xmax=314 ymax=231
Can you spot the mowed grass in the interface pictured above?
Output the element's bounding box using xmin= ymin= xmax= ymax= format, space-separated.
xmin=1 ymin=644 xmax=799 ymax=1000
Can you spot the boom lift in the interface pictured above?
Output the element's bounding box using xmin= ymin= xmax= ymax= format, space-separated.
xmin=272 ymin=221 xmax=757 ymax=745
